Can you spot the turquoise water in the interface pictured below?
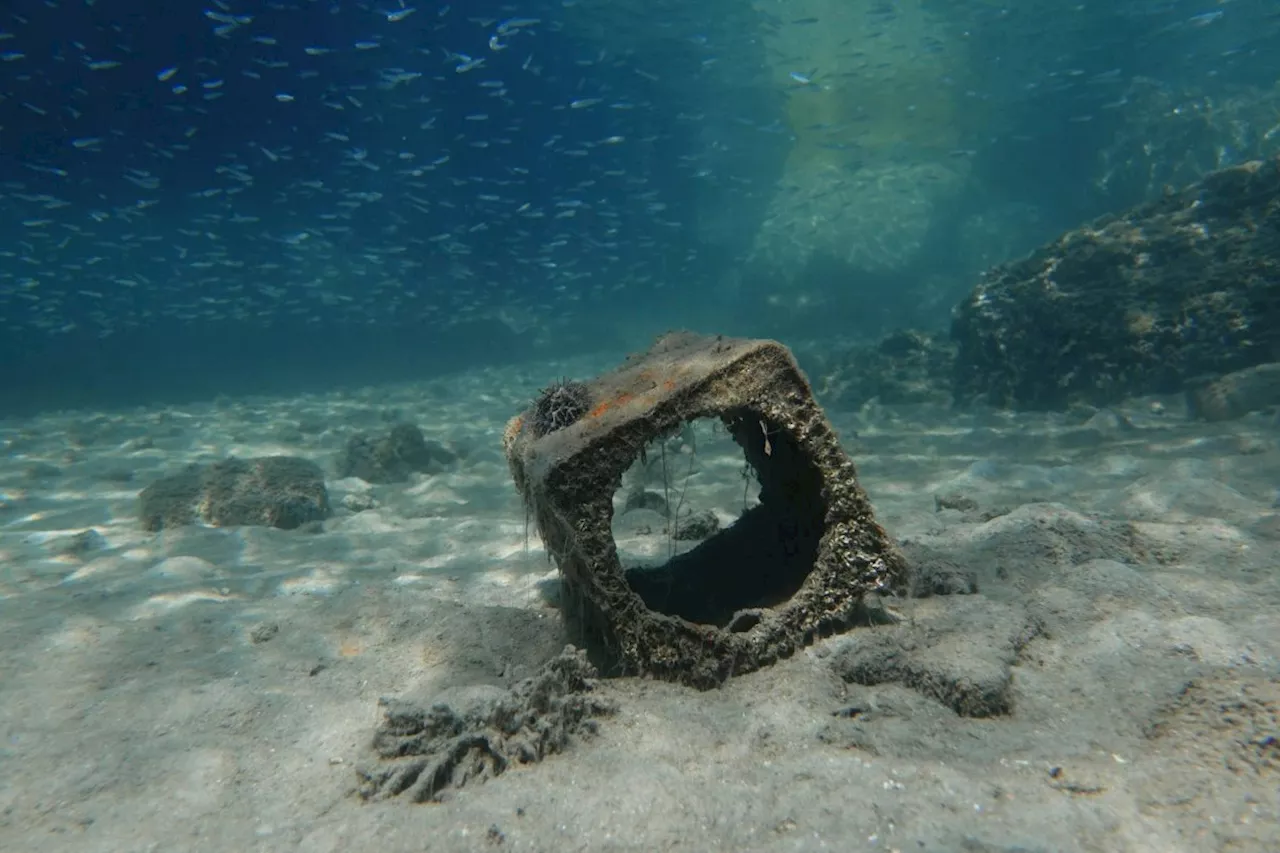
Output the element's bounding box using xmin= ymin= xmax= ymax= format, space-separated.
xmin=1 ymin=0 xmax=1277 ymax=409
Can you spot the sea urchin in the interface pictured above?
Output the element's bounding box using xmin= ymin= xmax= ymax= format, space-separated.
xmin=530 ymin=378 xmax=592 ymax=437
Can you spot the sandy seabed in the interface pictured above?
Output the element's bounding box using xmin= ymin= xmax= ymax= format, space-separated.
xmin=1 ymin=351 xmax=1278 ymax=853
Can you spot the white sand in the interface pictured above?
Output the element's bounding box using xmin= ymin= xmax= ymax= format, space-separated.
xmin=1 ymin=354 xmax=1278 ymax=852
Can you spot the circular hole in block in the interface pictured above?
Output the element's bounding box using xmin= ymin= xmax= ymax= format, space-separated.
xmin=610 ymin=408 xmax=826 ymax=628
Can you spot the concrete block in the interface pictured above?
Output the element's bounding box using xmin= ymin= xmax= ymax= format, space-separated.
xmin=504 ymin=332 xmax=908 ymax=688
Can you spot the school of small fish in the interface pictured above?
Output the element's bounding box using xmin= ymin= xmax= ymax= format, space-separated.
xmin=0 ymin=0 xmax=1273 ymax=342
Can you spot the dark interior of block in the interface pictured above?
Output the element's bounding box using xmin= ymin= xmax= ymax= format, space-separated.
xmin=621 ymin=408 xmax=825 ymax=628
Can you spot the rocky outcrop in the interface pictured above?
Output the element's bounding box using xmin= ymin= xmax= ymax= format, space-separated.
xmin=335 ymin=423 xmax=456 ymax=484
xmin=139 ymin=456 xmax=330 ymax=531
xmin=951 ymin=157 xmax=1280 ymax=409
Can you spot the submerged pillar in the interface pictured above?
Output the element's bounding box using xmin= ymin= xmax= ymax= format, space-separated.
xmin=503 ymin=332 xmax=908 ymax=688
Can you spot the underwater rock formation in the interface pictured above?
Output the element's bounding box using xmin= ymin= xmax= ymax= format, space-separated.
xmin=760 ymin=0 xmax=976 ymax=170
xmin=828 ymin=596 xmax=1038 ymax=718
xmin=1186 ymin=363 xmax=1280 ymax=422
xmin=503 ymin=331 xmax=909 ymax=689
xmin=951 ymin=157 xmax=1280 ymax=410
xmin=743 ymin=0 xmax=978 ymax=298
xmin=335 ymin=423 xmax=456 ymax=483
xmin=138 ymin=456 xmax=330 ymax=531
xmin=747 ymin=161 xmax=968 ymax=283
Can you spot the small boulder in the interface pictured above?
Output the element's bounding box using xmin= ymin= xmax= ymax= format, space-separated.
xmin=48 ymin=528 xmax=107 ymax=559
xmin=342 ymin=492 xmax=380 ymax=513
xmin=139 ymin=456 xmax=330 ymax=532
xmin=1186 ymin=363 xmax=1280 ymax=422
xmin=674 ymin=509 xmax=720 ymax=541
xmin=335 ymin=423 xmax=456 ymax=484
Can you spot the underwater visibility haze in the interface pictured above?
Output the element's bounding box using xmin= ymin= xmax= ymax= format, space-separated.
xmin=1 ymin=0 xmax=1277 ymax=407
xmin=2 ymin=2 xmax=1280 ymax=851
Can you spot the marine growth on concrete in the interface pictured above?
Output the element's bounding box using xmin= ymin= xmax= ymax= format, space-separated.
xmin=503 ymin=332 xmax=909 ymax=688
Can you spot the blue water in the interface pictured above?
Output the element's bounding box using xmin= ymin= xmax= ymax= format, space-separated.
xmin=1 ymin=0 xmax=1277 ymax=411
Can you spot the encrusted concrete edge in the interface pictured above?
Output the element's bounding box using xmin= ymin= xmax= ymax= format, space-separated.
xmin=504 ymin=332 xmax=908 ymax=688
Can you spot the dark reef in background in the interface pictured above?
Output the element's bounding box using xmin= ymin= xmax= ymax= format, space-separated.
xmin=950 ymin=157 xmax=1280 ymax=410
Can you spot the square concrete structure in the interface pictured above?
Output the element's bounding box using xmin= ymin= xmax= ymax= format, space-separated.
xmin=504 ymin=332 xmax=908 ymax=688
